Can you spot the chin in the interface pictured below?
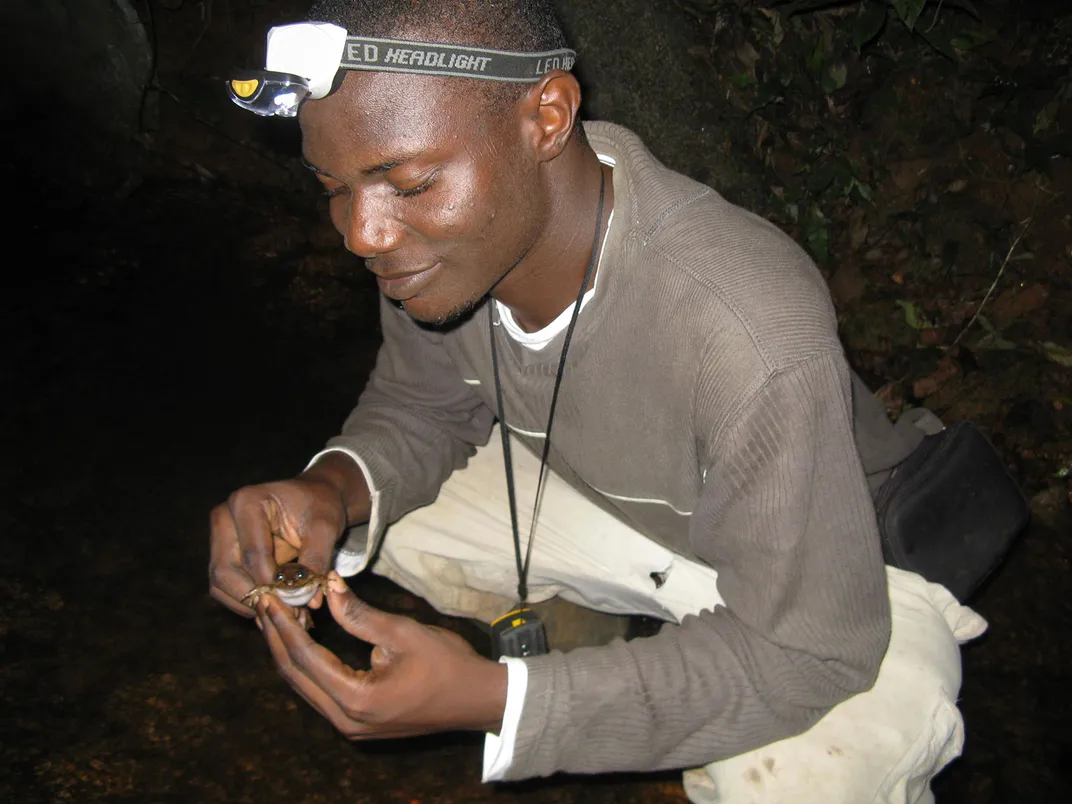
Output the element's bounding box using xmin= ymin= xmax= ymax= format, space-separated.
xmin=399 ymin=286 xmax=487 ymax=328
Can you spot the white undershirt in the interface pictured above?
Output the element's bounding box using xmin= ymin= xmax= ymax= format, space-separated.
xmin=483 ymin=154 xmax=616 ymax=781
xmin=494 ymin=206 xmax=616 ymax=351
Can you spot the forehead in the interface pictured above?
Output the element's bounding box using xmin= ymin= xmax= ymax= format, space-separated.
xmin=299 ymin=70 xmax=502 ymax=169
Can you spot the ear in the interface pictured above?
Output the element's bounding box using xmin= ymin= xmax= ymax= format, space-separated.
xmin=520 ymin=71 xmax=582 ymax=163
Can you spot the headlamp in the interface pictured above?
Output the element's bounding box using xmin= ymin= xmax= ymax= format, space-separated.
xmin=229 ymin=70 xmax=313 ymax=118
xmin=228 ymin=22 xmax=578 ymax=118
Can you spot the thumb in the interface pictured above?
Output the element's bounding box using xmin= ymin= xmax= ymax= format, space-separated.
xmin=324 ymin=572 xmax=401 ymax=647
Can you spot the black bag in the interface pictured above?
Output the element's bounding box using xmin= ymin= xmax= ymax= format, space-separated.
xmin=874 ymin=421 xmax=1030 ymax=601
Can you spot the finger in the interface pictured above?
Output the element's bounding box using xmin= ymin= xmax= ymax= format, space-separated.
xmin=294 ymin=508 xmax=341 ymax=577
xmin=208 ymin=503 xmax=260 ymax=614
xmin=346 ymin=727 xmax=439 ymax=741
xmin=297 ymin=606 xmax=313 ymax=630
xmin=258 ymin=484 xmax=328 ymax=564
xmin=324 ymin=573 xmax=403 ymax=648
xmin=210 ymin=584 xmax=255 ymax=619
xmin=258 ymin=605 xmax=437 ymax=741
xmin=273 ymin=539 xmax=300 ymax=567
xmin=263 ymin=493 xmax=304 ymax=555
xmin=304 ymin=586 xmax=326 ymax=611
xmin=255 ymin=483 xmax=339 ymax=577
xmin=228 ymin=488 xmax=278 ymax=584
xmin=263 ymin=596 xmax=376 ymax=701
xmin=259 ymin=598 xmax=376 ymax=729
xmin=259 ymin=602 xmax=362 ymax=728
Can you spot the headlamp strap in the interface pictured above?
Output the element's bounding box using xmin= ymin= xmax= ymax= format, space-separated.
xmin=339 ymin=36 xmax=576 ymax=82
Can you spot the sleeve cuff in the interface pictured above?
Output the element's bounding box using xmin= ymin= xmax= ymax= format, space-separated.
xmin=482 ymin=656 xmax=529 ymax=782
xmin=305 ymin=447 xmax=383 ymax=577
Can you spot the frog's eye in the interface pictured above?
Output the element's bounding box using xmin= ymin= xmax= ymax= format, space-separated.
xmin=294 ymin=567 xmax=307 ymax=580
xmin=274 ymin=570 xmax=286 ymax=583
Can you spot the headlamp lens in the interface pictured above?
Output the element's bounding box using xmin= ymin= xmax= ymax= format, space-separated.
xmin=227 ymin=71 xmax=312 ymax=117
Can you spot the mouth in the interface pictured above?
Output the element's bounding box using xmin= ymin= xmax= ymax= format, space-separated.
xmin=372 ymin=262 xmax=442 ymax=301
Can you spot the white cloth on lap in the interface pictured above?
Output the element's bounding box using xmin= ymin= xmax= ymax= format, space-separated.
xmin=326 ymin=427 xmax=986 ymax=803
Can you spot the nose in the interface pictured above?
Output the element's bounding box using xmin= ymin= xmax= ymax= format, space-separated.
xmin=335 ymin=190 xmax=404 ymax=258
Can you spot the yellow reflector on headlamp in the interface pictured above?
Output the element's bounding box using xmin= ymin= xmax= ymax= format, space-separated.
xmin=230 ymin=78 xmax=260 ymax=98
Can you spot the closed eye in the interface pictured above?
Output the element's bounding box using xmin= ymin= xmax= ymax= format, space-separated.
xmin=393 ymin=170 xmax=438 ymax=199
xmin=318 ymin=170 xmax=437 ymax=200
xmin=321 ymin=181 xmax=348 ymax=199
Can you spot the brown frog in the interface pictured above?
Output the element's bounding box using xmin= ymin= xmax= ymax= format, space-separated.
xmin=242 ymin=562 xmax=328 ymax=609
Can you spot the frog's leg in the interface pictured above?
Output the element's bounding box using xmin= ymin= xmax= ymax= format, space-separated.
xmin=241 ymin=585 xmax=276 ymax=608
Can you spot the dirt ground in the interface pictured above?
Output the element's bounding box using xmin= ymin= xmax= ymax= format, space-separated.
xmin=2 ymin=1 xmax=1070 ymax=802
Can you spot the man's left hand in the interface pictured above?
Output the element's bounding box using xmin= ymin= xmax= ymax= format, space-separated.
xmin=257 ymin=573 xmax=508 ymax=738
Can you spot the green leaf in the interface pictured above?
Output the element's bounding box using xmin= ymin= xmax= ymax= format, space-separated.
xmin=896 ymin=299 xmax=923 ymax=330
xmin=802 ymin=207 xmax=829 ymax=263
xmin=771 ymin=11 xmax=786 ymax=46
xmin=976 ymin=314 xmax=1017 ymax=350
xmin=1034 ymin=101 xmax=1059 ymax=135
xmin=891 ymin=0 xmax=927 ymax=30
xmin=850 ymin=178 xmax=874 ymax=202
xmin=807 ymin=36 xmax=827 ymax=76
xmin=853 ymin=1 xmax=888 ymax=52
xmin=943 ymin=0 xmax=981 ymax=19
xmin=951 ymin=29 xmax=991 ymax=51
xmin=1041 ymin=341 xmax=1072 ymax=367
xmin=822 ymin=62 xmax=848 ymax=93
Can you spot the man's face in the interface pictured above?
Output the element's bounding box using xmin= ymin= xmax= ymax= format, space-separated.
xmin=299 ymin=71 xmax=545 ymax=325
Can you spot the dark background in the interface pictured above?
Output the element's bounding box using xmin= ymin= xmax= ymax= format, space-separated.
xmin=2 ymin=1 xmax=1070 ymax=801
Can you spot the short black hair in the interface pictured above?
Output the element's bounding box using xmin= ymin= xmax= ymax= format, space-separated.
xmin=306 ymin=0 xmax=569 ymax=52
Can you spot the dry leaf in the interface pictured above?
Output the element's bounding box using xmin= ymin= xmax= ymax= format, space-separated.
xmin=913 ymin=356 xmax=960 ymax=398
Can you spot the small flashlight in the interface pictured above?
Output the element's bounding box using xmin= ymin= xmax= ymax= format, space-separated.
xmin=491 ymin=608 xmax=549 ymax=658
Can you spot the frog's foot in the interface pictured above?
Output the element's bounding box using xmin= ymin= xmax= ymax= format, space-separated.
xmin=243 ymin=586 xmax=315 ymax=630
xmin=241 ymin=585 xmax=276 ymax=609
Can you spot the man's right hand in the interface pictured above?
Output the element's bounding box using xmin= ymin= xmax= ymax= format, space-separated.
xmin=208 ymin=452 xmax=370 ymax=617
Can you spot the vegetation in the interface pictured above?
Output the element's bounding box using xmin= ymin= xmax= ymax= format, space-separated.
xmin=674 ymin=0 xmax=1070 ymax=504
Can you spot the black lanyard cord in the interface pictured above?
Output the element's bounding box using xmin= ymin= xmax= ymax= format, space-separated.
xmin=489 ymin=169 xmax=607 ymax=604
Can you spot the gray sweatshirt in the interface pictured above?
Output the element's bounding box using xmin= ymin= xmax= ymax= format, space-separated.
xmin=325 ymin=122 xmax=917 ymax=779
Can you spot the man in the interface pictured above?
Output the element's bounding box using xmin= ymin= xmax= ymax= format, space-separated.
xmin=209 ymin=1 xmax=987 ymax=801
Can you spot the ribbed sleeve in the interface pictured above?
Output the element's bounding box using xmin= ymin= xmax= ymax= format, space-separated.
xmin=325 ymin=295 xmax=496 ymax=540
xmin=505 ymin=353 xmax=889 ymax=778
